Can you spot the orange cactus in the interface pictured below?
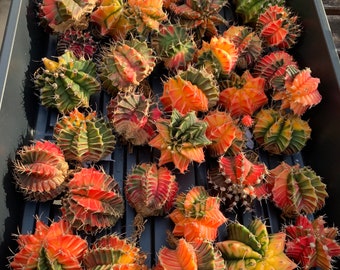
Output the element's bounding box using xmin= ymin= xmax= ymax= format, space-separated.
xmin=169 ymin=186 xmax=227 ymax=242
xmin=196 ymin=36 xmax=238 ymax=77
xmin=203 ymin=110 xmax=244 ymax=157
xmin=273 ymin=67 xmax=322 ymax=115
xmin=219 ymin=70 xmax=268 ymax=117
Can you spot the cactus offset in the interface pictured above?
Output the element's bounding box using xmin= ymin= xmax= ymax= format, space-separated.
xmin=256 ymin=5 xmax=301 ymax=49
xmin=253 ymin=108 xmax=311 ymax=155
xmin=151 ymin=23 xmax=196 ymax=70
xmin=38 ymin=0 xmax=97 ymax=33
xmin=267 ymin=162 xmax=328 ymax=218
xmin=272 ymin=66 xmax=322 ymax=115
xmin=13 ymin=140 xmax=68 ymax=202
xmin=56 ymin=29 xmax=97 ymax=59
xmin=169 ymin=186 xmax=227 ymax=242
xmin=149 ymin=109 xmax=211 ymax=173
xmin=107 ymin=91 xmax=162 ymax=145
xmin=203 ymin=110 xmax=244 ymax=157
xmin=161 ymin=67 xmax=219 ymax=114
xmin=223 ymin=26 xmax=262 ymax=69
xmin=61 ymin=167 xmax=124 ymax=233
xmin=54 ymin=109 xmax=116 ymax=163
xmin=285 ymin=215 xmax=340 ymax=270
xmin=99 ymin=38 xmax=156 ymax=96
xmin=34 ymin=51 xmax=101 ymax=113
xmin=91 ymin=0 xmax=132 ymax=38
xmin=165 ymin=0 xmax=228 ymax=39
xmin=9 ymin=219 xmax=88 ymax=270
xmin=83 ymin=234 xmax=147 ymax=270
xmin=219 ymin=70 xmax=268 ymax=117
xmin=196 ymin=35 xmax=238 ymax=78
xmin=208 ymin=152 xmax=268 ymax=211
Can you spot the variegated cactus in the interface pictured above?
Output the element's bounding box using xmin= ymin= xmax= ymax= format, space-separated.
xmin=285 ymin=215 xmax=340 ymax=270
xmin=10 ymin=219 xmax=88 ymax=270
xmin=38 ymin=0 xmax=97 ymax=32
xmin=61 ymin=167 xmax=124 ymax=233
xmin=13 ymin=140 xmax=69 ymax=201
xmin=53 ymin=109 xmax=116 ymax=163
xmin=34 ymin=51 xmax=101 ymax=113
xmin=161 ymin=67 xmax=219 ymax=114
xmin=217 ymin=219 xmax=297 ymax=270
xmin=83 ymin=234 xmax=147 ymax=270
xmin=149 ymin=109 xmax=211 ymax=173
xmin=218 ymin=70 xmax=268 ymax=117
xmin=99 ymin=38 xmax=156 ymax=95
xmin=169 ymin=186 xmax=227 ymax=242
xmin=208 ymin=152 xmax=268 ymax=211
xmin=267 ymin=162 xmax=328 ymax=217
xmin=107 ymin=91 xmax=162 ymax=145
xmin=203 ymin=110 xmax=244 ymax=157
xmin=253 ymin=108 xmax=311 ymax=155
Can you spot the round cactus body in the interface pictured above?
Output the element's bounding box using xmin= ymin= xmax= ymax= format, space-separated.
xmin=99 ymin=38 xmax=156 ymax=95
xmin=267 ymin=162 xmax=328 ymax=218
xmin=34 ymin=51 xmax=101 ymax=113
xmin=83 ymin=234 xmax=147 ymax=270
xmin=61 ymin=167 xmax=124 ymax=233
xmin=219 ymin=70 xmax=268 ymax=117
xmin=223 ymin=26 xmax=262 ymax=69
xmin=208 ymin=152 xmax=268 ymax=211
xmin=149 ymin=109 xmax=211 ymax=174
xmin=13 ymin=140 xmax=69 ymax=201
xmin=253 ymin=108 xmax=311 ymax=155
xmin=285 ymin=215 xmax=340 ymax=270
xmin=256 ymin=5 xmax=301 ymax=49
xmin=161 ymin=67 xmax=219 ymax=114
xmin=169 ymin=186 xmax=227 ymax=242
xmin=107 ymin=91 xmax=161 ymax=146
xmin=196 ymin=36 xmax=238 ymax=78
xmin=9 ymin=219 xmax=88 ymax=270
xmin=38 ymin=0 xmax=97 ymax=32
xmin=151 ymin=23 xmax=196 ymax=70
xmin=203 ymin=110 xmax=244 ymax=157
xmin=54 ymin=109 xmax=116 ymax=163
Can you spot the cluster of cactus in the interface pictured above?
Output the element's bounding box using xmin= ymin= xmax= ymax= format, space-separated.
xmin=9 ymin=0 xmax=338 ymax=269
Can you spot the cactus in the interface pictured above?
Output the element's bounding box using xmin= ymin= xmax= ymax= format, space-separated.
xmin=148 ymin=109 xmax=211 ymax=173
xmin=272 ymin=66 xmax=322 ymax=116
xmin=217 ymin=219 xmax=297 ymax=270
xmin=223 ymin=26 xmax=262 ymax=69
xmin=56 ymin=29 xmax=97 ymax=59
xmin=203 ymin=110 xmax=244 ymax=157
xmin=83 ymin=234 xmax=147 ymax=270
xmin=169 ymin=186 xmax=227 ymax=242
xmin=53 ymin=109 xmax=116 ymax=163
xmin=253 ymin=108 xmax=311 ymax=155
xmin=34 ymin=51 xmax=101 ymax=113
xmin=208 ymin=152 xmax=268 ymax=211
xmin=61 ymin=167 xmax=124 ymax=233
xmin=161 ymin=67 xmax=219 ymax=114
xmin=267 ymin=162 xmax=328 ymax=218
xmin=151 ymin=23 xmax=196 ymax=70
xmin=91 ymin=0 xmax=132 ymax=38
xmin=9 ymin=219 xmax=88 ymax=270
xmin=38 ymin=0 xmax=97 ymax=33
xmin=196 ymin=35 xmax=238 ymax=78
xmin=107 ymin=91 xmax=162 ymax=145
xmin=285 ymin=215 xmax=340 ymax=270
xmin=256 ymin=5 xmax=301 ymax=49
xmin=99 ymin=38 xmax=156 ymax=96
xmin=164 ymin=0 xmax=228 ymax=39
xmin=219 ymin=70 xmax=268 ymax=118
xmin=13 ymin=140 xmax=68 ymax=202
